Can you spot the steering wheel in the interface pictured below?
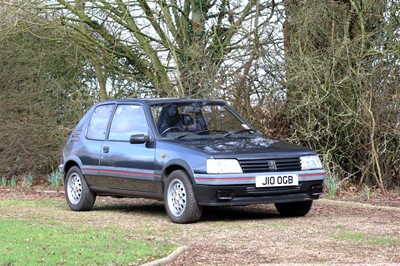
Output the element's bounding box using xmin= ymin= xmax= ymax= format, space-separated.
xmin=160 ymin=126 xmax=182 ymax=136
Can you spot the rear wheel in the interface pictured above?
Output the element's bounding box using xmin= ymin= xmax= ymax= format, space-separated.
xmin=65 ymin=166 xmax=96 ymax=211
xmin=164 ymin=170 xmax=202 ymax=223
xmin=275 ymin=200 xmax=313 ymax=217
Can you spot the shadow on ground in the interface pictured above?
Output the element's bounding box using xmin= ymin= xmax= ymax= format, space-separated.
xmin=91 ymin=197 xmax=281 ymax=222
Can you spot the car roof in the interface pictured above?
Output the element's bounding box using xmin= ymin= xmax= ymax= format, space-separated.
xmin=95 ymin=98 xmax=226 ymax=106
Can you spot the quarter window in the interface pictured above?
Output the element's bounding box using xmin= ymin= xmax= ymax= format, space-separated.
xmin=86 ymin=104 xmax=114 ymax=140
xmin=109 ymin=105 xmax=149 ymax=141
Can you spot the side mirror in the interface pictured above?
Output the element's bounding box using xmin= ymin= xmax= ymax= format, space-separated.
xmin=129 ymin=134 xmax=151 ymax=144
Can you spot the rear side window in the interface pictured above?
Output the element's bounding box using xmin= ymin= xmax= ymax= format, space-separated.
xmin=86 ymin=104 xmax=114 ymax=140
xmin=109 ymin=105 xmax=148 ymax=141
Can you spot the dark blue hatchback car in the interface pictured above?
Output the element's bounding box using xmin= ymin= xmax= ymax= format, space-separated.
xmin=60 ymin=98 xmax=326 ymax=223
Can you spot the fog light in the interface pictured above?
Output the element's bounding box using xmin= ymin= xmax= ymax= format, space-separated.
xmin=310 ymin=185 xmax=323 ymax=197
xmin=217 ymin=190 xmax=233 ymax=200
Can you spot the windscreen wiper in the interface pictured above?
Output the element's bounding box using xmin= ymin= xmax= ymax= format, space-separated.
xmin=174 ymin=134 xmax=188 ymax=139
xmin=224 ymin=129 xmax=257 ymax=137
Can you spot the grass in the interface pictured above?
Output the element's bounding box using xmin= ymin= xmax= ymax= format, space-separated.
xmin=336 ymin=232 xmax=365 ymax=241
xmin=270 ymin=222 xmax=289 ymax=229
xmin=0 ymin=219 xmax=174 ymax=265
xmin=336 ymin=232 xmax=400 ymax=245
xmin=0 ymin=199 xmax=176 ymax=266
xmin=335 ymin=224 xmax=344 ymax=230
xmin=368 ymin=237 xmax=400 ymax=245
xmin=1 ymin=193 xmax=399 ymax=265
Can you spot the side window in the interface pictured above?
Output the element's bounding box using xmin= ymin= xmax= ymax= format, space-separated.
xmin=109 ymin=105 xmax=149 ymax=141
xmin=86 ymin=104 xmax=114 ymax=140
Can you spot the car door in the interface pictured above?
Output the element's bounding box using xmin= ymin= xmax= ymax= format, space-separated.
xmin=99 ymin=104 xmax=157 ymax=194
xmin=82 ymin=103 xmax=115 ymax=187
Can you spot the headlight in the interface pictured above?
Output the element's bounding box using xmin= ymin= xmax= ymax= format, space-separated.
xmin=300 ymin=155 xmax=323 ymax=170
xmin=207 ymin=159 xmax=243 ymax=174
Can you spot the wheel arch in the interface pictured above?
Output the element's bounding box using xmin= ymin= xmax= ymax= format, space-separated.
xmin=161 ymin=159 xmax=195 ymax=185
xmin=162 ymin=162 xmax=203 ymax=223
xmin=62 ymin=156 xmax=83 ymax=181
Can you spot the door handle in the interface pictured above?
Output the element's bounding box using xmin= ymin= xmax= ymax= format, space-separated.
xmin=103 ymin=146 xmax=110 ymax=153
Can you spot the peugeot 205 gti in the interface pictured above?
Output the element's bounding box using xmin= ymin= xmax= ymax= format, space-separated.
xmin=60 ymin=98 xmax=326 ymax=223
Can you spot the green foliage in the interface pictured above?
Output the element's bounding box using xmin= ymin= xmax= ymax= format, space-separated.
xmin=47 ymin=171 xmax=62 ymax=189
xmin=0 ymin=219 xmax=175 ymax=265
xmin=10 ymin=177 xmax=16 ymax=188
xmin=26 ymin=174 xmax=34 ymax=188
xmin=324 ymin=176 xmax=337 ymax=199
xmin=1 ymin=176 xmax=7 ymax=187
xmin=364 ymin=184 xmax=371 ymax=200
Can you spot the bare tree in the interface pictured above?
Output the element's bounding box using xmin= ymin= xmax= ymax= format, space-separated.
xmin=36 ymin=0 xmax=279 ymax=98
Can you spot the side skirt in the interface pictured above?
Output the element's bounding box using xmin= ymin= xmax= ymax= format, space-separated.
xmin=90 ymin=186 xmax=164 ymax=201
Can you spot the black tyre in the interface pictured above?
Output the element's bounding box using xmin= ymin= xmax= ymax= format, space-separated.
xmin=65 ymin=166 xmax=96 ymax=211
xmin=164 ymin=170 xmax=202 ymax=223
xmin=275 ymin=200 xmax=313 ymax=217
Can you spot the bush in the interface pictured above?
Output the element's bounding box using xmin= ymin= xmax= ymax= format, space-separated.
xmin=0 ymin=18 xmax=90 ymax=177
xmin=283 ymin=0 xmax=400 ymax=191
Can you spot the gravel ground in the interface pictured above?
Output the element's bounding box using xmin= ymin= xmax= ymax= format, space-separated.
xmin=1 ymin=188 xmax=399 ymax=265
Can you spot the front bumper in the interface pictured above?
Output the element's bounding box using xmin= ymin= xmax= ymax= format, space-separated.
xmin=59 ymin=164 xmax=65 ymax=185
xmin=192 ymin=170 xmax=326 ymax=206
xmin=194 ymin=180 xmax=324 ymax=206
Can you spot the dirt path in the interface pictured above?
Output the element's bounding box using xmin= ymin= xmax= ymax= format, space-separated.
xmin=0 ymin=189 xmax=399 ymax=265
xmin=168 ymin=201 xmax=400 ymax=265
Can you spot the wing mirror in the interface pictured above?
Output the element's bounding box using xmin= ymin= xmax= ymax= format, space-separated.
xmin=129 ymin=134 xmax=151 ymax=144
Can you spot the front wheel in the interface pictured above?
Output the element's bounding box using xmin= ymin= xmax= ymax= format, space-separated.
xmin=275 ymin=200 xmax=313 ymax=217
xmin=164 ymin=170 xmax=202 ymax=224
xmin=65 ymin=166 xmax=96 ymax=211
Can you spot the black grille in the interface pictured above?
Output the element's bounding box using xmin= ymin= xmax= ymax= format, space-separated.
xmin=238 ymin=157 xmax=301 ymax=173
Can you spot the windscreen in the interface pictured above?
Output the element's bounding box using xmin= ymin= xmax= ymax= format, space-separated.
xmin=150 ymin=102 xmax=255 ymax=138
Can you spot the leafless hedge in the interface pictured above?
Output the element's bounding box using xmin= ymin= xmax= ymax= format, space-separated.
xmin=281 ymin=0 xmax=400 ymax=191
xmin=0 ymin=19 xmax=90 ymax=177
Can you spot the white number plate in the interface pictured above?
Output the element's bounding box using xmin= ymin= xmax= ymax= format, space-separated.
xmin=256 ymin=174 xmax=299 ymax=188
